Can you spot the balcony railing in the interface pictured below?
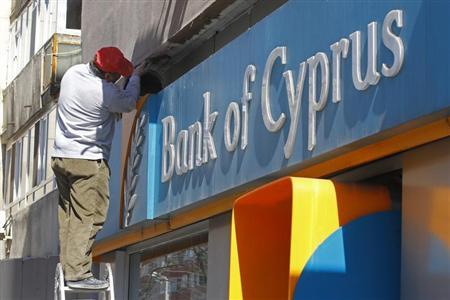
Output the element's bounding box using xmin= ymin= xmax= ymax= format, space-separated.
xmin=2 ymin=33 xmax=81 ymax=140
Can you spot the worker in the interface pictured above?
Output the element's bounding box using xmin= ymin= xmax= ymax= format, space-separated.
xmin=51 ymin=47 xmax=145 ymax=290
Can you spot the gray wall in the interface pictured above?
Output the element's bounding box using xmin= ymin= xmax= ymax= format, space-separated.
xmin=81 ymin=0 xmax=215 ymax=64
xmin=402 ymin=137 xmax=450 ymax=300
xmin=9 ymin=190 xmax=59 ymax=259
xmin=0 ymin=256 xmax=108 ymax=300
xmin=207 ymin=212 xmax=232 ymax=300
xmin=0 ymin=256 xmax=59 ymax=300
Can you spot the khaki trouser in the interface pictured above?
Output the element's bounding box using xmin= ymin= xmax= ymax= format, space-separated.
xmin=51 ymin=157 xmax=110 ymax=281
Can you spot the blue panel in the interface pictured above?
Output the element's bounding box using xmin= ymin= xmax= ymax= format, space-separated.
xmin=147 ymin=99 xmax=162 ymax=220
xmin=97 ymin=120 xmax=122 ymax=239
xmin=305 ymin=229 xmax=347 ymax=274
xmin=293 ymin=211 xmax=401 ymax=300
xmin=145 ymin=1 xmax=450 ymax=217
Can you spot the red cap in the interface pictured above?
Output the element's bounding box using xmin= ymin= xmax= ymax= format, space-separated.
xmin=94 ymin=47 xmax=133 ymax=77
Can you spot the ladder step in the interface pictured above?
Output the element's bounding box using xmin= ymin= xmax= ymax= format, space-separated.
xmin=55 ymin=263 xmax=115 ymax=300
xmin=62 ymin=287 xmax=110 ymax=292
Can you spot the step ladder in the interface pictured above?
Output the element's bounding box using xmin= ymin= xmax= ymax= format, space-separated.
xmin=54 ymin=263 xmax=115 ymax=300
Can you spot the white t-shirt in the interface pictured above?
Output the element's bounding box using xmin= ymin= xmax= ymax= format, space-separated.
xmin=52 ymin=63 xmax=140 ymax=160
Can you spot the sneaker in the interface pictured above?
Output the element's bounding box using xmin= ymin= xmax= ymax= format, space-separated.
xmin=67 ymin=277 xmax=109 ymax=290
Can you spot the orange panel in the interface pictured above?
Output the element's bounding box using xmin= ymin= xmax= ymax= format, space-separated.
xmin=231 ymin=179 xmax=293 ymax=300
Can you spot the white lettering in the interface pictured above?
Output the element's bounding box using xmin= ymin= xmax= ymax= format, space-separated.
xmin=366 ymin=22 xmax=381 ymax=85
xmin=224 ymin=102 xmax=241 ymax=152
xmin=175 ymin=130 xmax=189 ymax=175
xmin=282 ymin=61 xmax=307 ymax=159
xmin=261 ymin=47 xmax=287 ymax=132
xmin=202 ymin=92 xmax=219 ymax=163
xmin=188 ymin=122 xmax=202 ymax=170
xmin=350 ymin=22 xmax=381 ymax=90
xmin=160 ymin=9 xmax=406 ymax=183
xmin=382 ymin=10 xmax=404 ymax=77
xmin=350 ymin=31 xmax=369 ymax=91
xmin=241 ymin=65 xmax=256 ymax=150
xmin=330 ymin=38 xmax=349 ymax=103
xmin=161 ymin=116 xmax=175 ymax=182
xmin=307 ymin=52 xmax=329 ymax=151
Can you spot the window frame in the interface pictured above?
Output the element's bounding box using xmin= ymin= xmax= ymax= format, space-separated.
xmin=127 ymin=221 xmax=209 ymax=300
xmin=2 ymin=105 xmax=57 ymax=208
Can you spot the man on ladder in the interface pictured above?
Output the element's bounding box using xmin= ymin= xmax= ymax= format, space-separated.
xmin=51 ymin=47 xmax=145 ymax=290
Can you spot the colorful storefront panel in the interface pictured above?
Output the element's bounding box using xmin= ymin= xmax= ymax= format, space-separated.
xmin=228 ymin=177 xmax=397 ymax=299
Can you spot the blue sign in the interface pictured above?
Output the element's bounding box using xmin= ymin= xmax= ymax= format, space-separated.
xmin=127 ymin=0 xmax=450 ymax=222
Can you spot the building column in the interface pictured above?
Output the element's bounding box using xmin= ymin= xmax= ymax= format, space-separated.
xmin=402 ymin=137 xmax=450 ymax=299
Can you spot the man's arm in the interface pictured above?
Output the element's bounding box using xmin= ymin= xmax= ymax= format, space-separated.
xmin=104 ymin=75 xmax=141 ymax=113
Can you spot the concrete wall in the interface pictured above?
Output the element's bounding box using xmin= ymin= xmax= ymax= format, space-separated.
xmin=9 ymin=190 xmax=59 ymax=259
xmin=402 ymin=137 xmax=450 ymax=299
xmin=207 ymin=212 xmax=231 ymax=300
xmin=0 ymin=256 xmax=59 ymax=300
xmin=0 ymin=256 xmax=105 ymax=300
xmin=81 ymin=0 xmax=215 ymax=64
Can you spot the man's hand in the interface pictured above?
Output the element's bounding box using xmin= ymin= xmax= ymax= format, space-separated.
xmin=133 ymin=62 xmax=147 ymax=77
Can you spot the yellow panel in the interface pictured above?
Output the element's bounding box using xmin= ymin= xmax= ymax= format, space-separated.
xmin=288 ymin=178 xmax=339 ymax=298
xmin=229 ymin=177 xmax=391 ymax=300
xmin=229 ymin=212 xmax=242 ymax=300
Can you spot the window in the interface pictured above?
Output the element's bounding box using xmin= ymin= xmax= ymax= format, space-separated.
xmin=20 ymin=132 xmax=30 ymax=196
xmin=128 ymin=229 xmax=209 ymax=300
xmin=2 ymin=106 xmax=57 ymax=206
xmin=3 ymin=148 xmax=13 ymax=205
xmin=45 ymin=108 xmax=56 ymax=181
xmin=36 ymin=114 xmax=48 ymax=185
xmin=24 ymin=129 xmax=32 ymax=194
xmin=13 ymin=139 xmax=22 ymax=200
xmin=136 ymin=242 xmax=208 ymax=300
xmin=66 ymin=0 xmax=82 ymax=30
xmin=31 ymin=122 xmax=40 ymax=187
